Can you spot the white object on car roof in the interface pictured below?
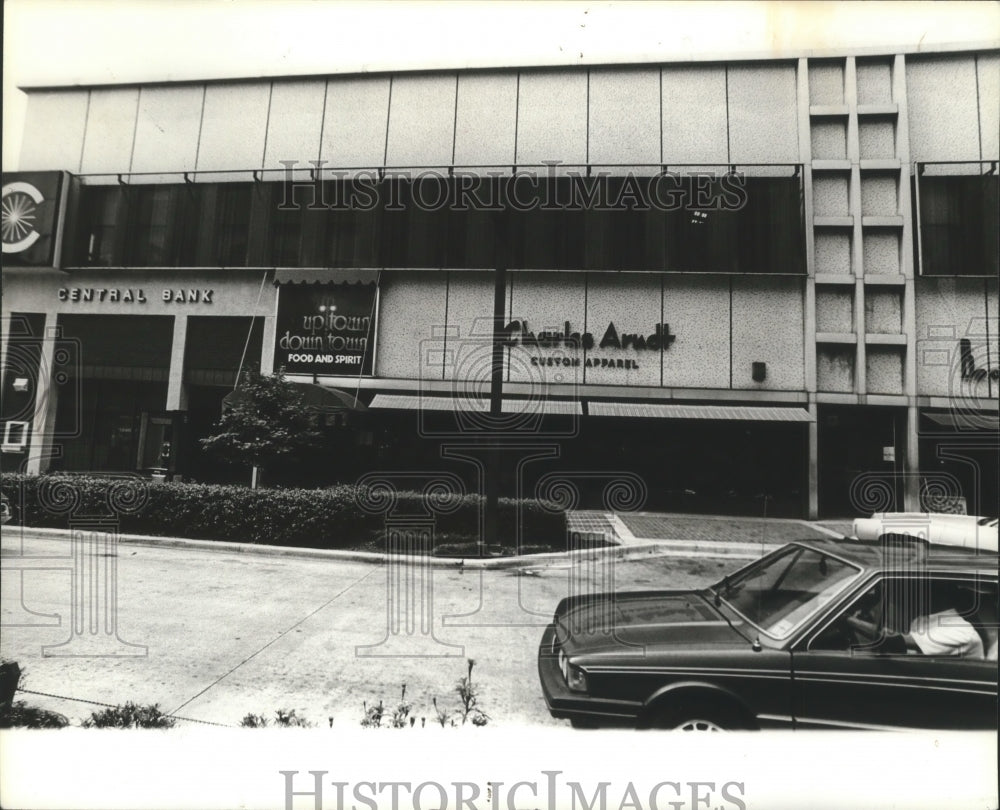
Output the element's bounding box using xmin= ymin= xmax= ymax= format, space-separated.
xmin=852 ymin=512 xmax=998 ymax=553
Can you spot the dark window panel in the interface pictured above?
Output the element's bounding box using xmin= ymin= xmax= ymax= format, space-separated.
xmin=320 ymin=180 xmax=382 ymax=268
xmin=919 ymin=174 xmax=999 ymax=276
xmin=73 ymin=185 xmax=125 ymax=266
xmin=214 ymin=184 xmax=252 ymax=266
xmin=447 ymin=176 xmax=500 ymax=268
xmin=245 ymin=184 xmax=271 ymax=267
xmin=58 ymin=314 xmax=174 ymax=370
xmin=125 ymin=186 xmax=175 ymax=266
xmin=184 ymin=316 xmax=264 ymax=386
xmin=267 ymin=183 xmax=304 ymax=266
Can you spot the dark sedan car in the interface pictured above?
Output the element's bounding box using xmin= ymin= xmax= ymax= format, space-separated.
xmin=539 ymin=537 xmax=998 ymax=730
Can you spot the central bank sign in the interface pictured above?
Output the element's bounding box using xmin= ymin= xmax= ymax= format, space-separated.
xmin=274 ymin=283 xmax=377 ymax=376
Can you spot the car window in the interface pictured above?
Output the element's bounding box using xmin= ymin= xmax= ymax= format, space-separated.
xmin=809 ymin=574 xmax=999 ymax=659
xmin=717 ymin=546 xmax=862 ymax=640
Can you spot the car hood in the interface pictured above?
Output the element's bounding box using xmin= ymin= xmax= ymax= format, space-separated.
xmin=554 ymin=590 xmax=754 ymax=657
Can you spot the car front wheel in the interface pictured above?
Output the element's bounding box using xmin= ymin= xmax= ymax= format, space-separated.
xmin=646 ymin=699 xmax=746 ymax=732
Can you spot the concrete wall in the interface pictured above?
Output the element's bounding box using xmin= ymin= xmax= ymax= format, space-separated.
xmin=915 ymin=276 xmax=999 ymax=399
xmin=374 ymin=270 xmax=806 ymax=392
xmin=18 ymin=61 xmax=809 ymax=174
xmin=18 ymin=51 xmax=995 ymax=174
xmin=907 ymin=53 xmax=996 ymax=162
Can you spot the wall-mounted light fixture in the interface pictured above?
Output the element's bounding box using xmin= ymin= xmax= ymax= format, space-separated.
xmin=752 ymin=362 xmax=767 ymax=383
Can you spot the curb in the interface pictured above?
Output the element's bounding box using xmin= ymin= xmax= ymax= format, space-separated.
xmin=1 ymin=525 xmax=774 ymax=568
xmin=630 ymin=537 xmax=785 ymax=556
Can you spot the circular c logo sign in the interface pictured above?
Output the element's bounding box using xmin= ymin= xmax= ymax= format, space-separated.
xmin=2 ymin=181 xmax=45 ymax=254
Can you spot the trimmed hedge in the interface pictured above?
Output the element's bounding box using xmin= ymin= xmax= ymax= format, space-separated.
xmin=0 ymin=474 xmax=565 ymax=550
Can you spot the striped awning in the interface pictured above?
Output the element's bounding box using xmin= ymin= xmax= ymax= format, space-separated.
xmin=923 ymin=410 xmax=999 ymax=430
xmin=273 ymin=268 xmax=380 ymax=285
xmin=588 ymin=402 xmax=814 ymax=422
xmin=369 ymin=394 xmax=581 ymax=415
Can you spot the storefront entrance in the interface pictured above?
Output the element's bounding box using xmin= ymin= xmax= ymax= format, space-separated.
xmin=817 ymin=405 xmax=906 ymax=517
xmin=49 ymin=315 xmax=172 ymax=474
xmin=366 ymin=404 xmax=809 ymax=517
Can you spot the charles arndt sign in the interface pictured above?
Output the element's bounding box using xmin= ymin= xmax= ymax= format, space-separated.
xmin=274 ymin=283 xmax=377 ymax=376
xmin=503 ymin=319 xmax=677 ymax=369
xmin=2 ymin=172 xmax=67 ymax=267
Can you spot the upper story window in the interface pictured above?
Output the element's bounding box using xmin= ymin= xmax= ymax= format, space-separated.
xmin=321 ymin=179 xmax=382 ymax=268
xmin=917 ymin=164 xmax=999 ymax=277
xmin=124 ymin=185 xmax=199 ymax=266
xmin=64 ymin=167 xmax=805 ymax=273
xmin=267 ymin=184 xmax=303 ymax=267
xmin=212 ymin=184 xmax=252 ymax=266
xmin=76 ymin=185 xmax=122 ymax=267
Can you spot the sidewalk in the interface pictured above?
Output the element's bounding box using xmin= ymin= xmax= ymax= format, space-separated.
xmin=568 ymin=510 xmax=851 ymax=557
xmin=614 ymin=511 xmax=851 ymax=544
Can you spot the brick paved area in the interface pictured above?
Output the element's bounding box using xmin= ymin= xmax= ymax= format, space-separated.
xmin=614 ymin=512 xmax=842 ymax=544
xmin=565 ymin=510 xmax=616 ymax=543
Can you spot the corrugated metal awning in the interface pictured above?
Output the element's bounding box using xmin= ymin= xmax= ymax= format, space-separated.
xmin=923 ymin=410 xmax=1000 ymax=430
xmin=588 ymin=402 xmax=814 ymax=422
xmin=369 ymin=394 xmax=581 ymax=415
xmin=273 ymin=268 xmax=380 ymax=285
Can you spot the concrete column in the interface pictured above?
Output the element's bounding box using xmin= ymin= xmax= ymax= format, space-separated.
xmin=0 ymin=313 xmax=11 ymax=392
xmin=797 ymin=57 xmax=818 ymax=396
xmin=808 ymin=399 xmax=820 ymax=519
xmin=904 ymin=404 xmax=921 ymax=511
xmin=24 ymin=313 xmax=58 ymax=474
xmin=845 ymin=57 xmax=866 ymax=397
xmin=259 ymin=311 xmax=277 ymax=376
xmin=166 ymin=315 xmax=187 ymax=411
xmin=259 ymin=272 xmax=278 ymax=376
xmin=895 ymin=54 xmax=921 ymax=513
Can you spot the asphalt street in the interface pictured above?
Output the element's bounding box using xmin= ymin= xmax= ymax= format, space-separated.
xmin=1 ymin=531 xmax=734 ymax=729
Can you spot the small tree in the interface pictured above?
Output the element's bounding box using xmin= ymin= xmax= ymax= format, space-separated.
xmin=200 ymin=369 xmax=324 ymax=488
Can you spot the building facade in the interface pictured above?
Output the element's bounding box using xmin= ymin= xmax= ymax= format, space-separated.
xmin=2 ymin=44 xmax=997 ymax=517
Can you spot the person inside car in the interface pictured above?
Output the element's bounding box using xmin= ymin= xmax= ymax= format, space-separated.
xmin=845 ymin=581 xmax=985 ymax=659
xmin=968 ymin=584 xmax=999 ymax=662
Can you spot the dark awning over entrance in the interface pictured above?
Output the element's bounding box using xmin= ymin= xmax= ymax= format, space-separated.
xmin=222 ymin=383 xmax=367 ymax=414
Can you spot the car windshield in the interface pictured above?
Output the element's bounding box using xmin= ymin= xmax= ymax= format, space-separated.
xmin=713 ymin=545 xmax=862 ymax=640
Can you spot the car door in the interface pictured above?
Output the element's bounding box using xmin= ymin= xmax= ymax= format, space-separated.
xmin=790 ymin=573 xmax=998 ymax=730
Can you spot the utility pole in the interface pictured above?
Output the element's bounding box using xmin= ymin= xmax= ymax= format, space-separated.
xmin=484 ymin=182 xmax=510 ymax=552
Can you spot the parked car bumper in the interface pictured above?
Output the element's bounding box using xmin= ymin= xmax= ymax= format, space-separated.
xmin=538 ymin=624 xmax=640 ymax=724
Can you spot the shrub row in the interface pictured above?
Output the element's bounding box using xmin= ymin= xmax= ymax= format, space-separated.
xmin=0 ymin=474 xmax=566 ymax=550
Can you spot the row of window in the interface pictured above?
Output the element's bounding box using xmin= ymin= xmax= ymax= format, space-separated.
xmin=68 ymin=174 xmax=806 ymax=273
xmin=65 ymin=173 xmax=998 ymax=275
